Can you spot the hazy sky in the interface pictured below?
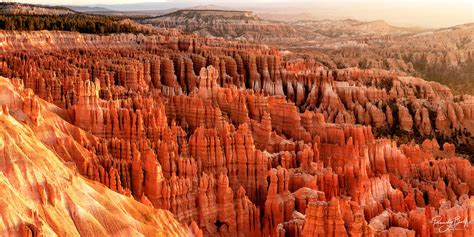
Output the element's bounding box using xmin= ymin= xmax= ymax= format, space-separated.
xmin=15 ymin=0 xmax=474 ymax=28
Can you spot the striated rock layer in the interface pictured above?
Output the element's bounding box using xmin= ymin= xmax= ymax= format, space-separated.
xmin=0 ymin=77 xmax=190 ymax=237
xmin=0 ymin=30 xmax=473 ymax=237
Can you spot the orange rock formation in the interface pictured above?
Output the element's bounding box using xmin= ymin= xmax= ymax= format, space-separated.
xmin=0 ymin=30 xmax=473 ymax=237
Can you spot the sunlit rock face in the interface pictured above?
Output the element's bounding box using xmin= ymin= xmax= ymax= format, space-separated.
xmin=144 ymin=9 xmax=296 ymax=41
xmin=0 ymin=29 xmax=473 ymax=237
xmin=0 ymin=77 xmax=190 ymax=237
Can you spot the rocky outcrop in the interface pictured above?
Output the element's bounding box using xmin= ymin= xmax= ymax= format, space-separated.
xmin=1 ymin=30 xmax=473 ymax=237
xmin=301 ymin=199 xmax=350 ymax=237
xmin=144 ymin=10 xmax=296 ymax=41
xmin=0 ymin=76 xmax=189 ymax=237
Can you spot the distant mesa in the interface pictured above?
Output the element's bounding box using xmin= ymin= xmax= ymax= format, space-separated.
xmin=155 ymin=9 xmax=258 ymax=20
xmin=142 ymin=9 xmax=294 ymax=40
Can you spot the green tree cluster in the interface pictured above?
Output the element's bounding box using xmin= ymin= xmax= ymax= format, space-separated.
xmin=0 ymin=14 xmax=140 ymax=34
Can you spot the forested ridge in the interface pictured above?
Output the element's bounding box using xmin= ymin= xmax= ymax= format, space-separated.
xmin=0 ymin=14 xmax=142 ymax=34
xmin=0 ymin=1 xmax=148 ymax=36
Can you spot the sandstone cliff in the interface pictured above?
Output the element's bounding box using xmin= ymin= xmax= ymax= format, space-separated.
xmin=0 ymin=76 xmax=190 ymax=237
